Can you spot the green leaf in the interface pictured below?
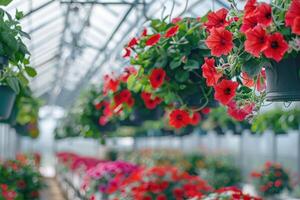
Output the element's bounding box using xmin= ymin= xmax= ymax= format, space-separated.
xmin=15 ymin=10 xmax=23 ymax=20
xmin=183 ymin=59 xmax=199 ymax=70
xmin=6 ymin=76 xmax=20 ymax=94
xmin=0 ymin=31 xmax=19 ymax=53
xmin=164 ymin=92 xmax=176 ymax=104
xmin=175 ymin=71 xmax=189 ymax=83
xmin=0 ymin=0 xmax=13 ymax=6
xmin=25 ymin=66 xmax=37 ymax=77
xmin=170 ymin=59 xmax=181 ymax=69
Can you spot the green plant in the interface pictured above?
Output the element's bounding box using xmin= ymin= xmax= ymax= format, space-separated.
xmin=0 ymin=8 xmax=36 ymax=94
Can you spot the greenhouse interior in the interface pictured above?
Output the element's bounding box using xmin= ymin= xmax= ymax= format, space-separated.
xmin=1 ymin=0 xmax=300 ymax=199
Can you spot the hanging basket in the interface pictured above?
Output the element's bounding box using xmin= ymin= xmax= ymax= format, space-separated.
xmin=266 ymin=56 xmax=300 ymax=101
xmin=0 ymin=85 xmax=16 ymax=120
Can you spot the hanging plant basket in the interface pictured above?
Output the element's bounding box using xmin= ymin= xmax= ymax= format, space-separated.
xmin=0 ymin=85 xmax=16 ymax=120
xmin=266 ymin=56 xmax=300 ymax=101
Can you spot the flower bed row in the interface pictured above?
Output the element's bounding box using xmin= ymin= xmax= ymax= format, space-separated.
xmin=0 ymin=153 xmax=44 ymax=200
xmin=55 ymin=152 xmax=263 ymax=200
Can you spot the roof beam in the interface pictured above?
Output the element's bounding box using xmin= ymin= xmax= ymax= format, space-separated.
xmin=60 ymin=0 xmax=143 ymax=5
xmin=23 ymin=0 xmax=56 ymax=18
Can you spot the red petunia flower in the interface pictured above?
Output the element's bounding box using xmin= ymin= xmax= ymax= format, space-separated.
xmin=99 ymin=116 xmax=108 ymax=126
xmin=244 ymin=0 xmax=257 ymax=16
xmin=240 ymin=15 xmax=259 ymax=33
xmin=127 ymin=37 xmax=138 ymax=48
xmin=241 ymin=72 xmax=255 ymax=88
xmin=172 ymin=17 xmax=182 ymax=24
xmin=214 ymin=79 xmax=239 ymax=105
xmin=292 ymin=16 xmax=300 ymax=35
xmin=274 ymin=180 xmax=282 ymax=188
xmin=126 ymin=97 xmax=135 ymax=107
xmin=146 ymin=34 xmax=161 ymax=46
xmin=242 ymin=70 xmax=266 ymax=92
xmin=285 ymin=0 xmax=300 ymax=28
xmin=205 ymin=8 xmax=229 ymax=30
xmin=149 ymin=68 xmax=166 ymax=89
xmin=201 ymin=107 xmax=211 ymax=114
xmin=251 ymin=171 xmax=262 ymax=178
xmin=255 ymin=3 xmax=272 ymax=27
xmin=165 ymin=25 xmax=179 ymax=38
xmin=123 ymin=47 xmax=131 ymax=58
xmin=141 ymin=91 xmax=151 ymax=100
xmin=172 ymin=188 xmax=184 ymax=198
xmin=144 ymin=98 xmax=158 ymax=109
xmin=142 ymin=28 xmax=147 ymax=37
xmin=190 ymin=112 xmax=201 ymax=125
xmin=227 ymin=101 xmax=254 ymax=121
xmin=156 ymin=194 xmax=167 ymax=200
xmin=114 ymin=89 xmax=132 ymax=106
xmin=103 ymin=74 xmax=120 ymax=94
xmin=263 ymin=33 xmax=289 ymax=62
xmin=202 ymin=57 xmax=222 ymax=86
xmin=169 ymin=109 xmax=190 ymax=129
xmin=244 ymin=25 xmax=268 ymax=57
xmin=205 ymin=27 xmax=233 ymax=56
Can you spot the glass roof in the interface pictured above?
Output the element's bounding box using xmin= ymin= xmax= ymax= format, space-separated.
xmin=2 ymin=0 xmax=253 ymax=108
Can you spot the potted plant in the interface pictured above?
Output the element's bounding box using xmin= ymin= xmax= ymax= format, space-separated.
xmin=251 ymin=161 xmax=292 ymax=199
xmin=124 ymin=17 xmax=217 ymax=129
xmin=0 ymin=8 xmax=37 ymax=119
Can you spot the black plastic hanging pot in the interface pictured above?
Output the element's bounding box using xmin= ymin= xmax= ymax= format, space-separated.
xmin=0 ymin=104 xmax=18 ymax=125
xmin=266 ymin=56 xmax=300 ymax=101
xmin=0 ymin=56 xmax=8 ymax=70
xmin=0 ymin=85 xmax=16 ymax=120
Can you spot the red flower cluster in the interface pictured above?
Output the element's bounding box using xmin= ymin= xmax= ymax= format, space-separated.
xmin=285 ymin=0 xmax=300 ymax=35
xmin=146 ymin=34 xmax=161 ymax=46
xmin=0 ymin=184 xmax=17 ymax=200
xmin=242 ymin=70 xmax=266 ymax=92
xmin=141 ymin=92 xmax=162 ymax=109
xmin=169 ymin=109 xmax=202 ymax=129
xmin=206 ymin=186 xmax=262 ymax=200
xmin=149 ymin=68 xmax=166 ymax=89
xmin=242 ymin=1 xmax=289 ymax=62
xmin=113 ymin=166 xmax=212 ymax=200
xmin=103 ymin=74 xmax=120 ymax=94
xmin=114 ymin=89 xmax=135 ymax=109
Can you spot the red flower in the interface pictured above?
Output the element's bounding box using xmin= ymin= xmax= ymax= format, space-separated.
xmin=165 ymin=25 xmax=179 ymax=38
xmin=251 ymin=171 xmax=262 ymax=178
xmin=263 ymin=33 xmax=289 ymax=62
xmin=146 ymin=34 xmax=161 ymax=46
xmin=144 ymin=98 xmax=158 ymax=109
xmin=169 ymin=109 xmax=190 ymax=129
xmin=285 ymin=0 xmax=300 ymax=28
xmin=274 ymin=180 xmax=282 ymax=188
xmin=240 ymin=15 xmax=259 ymax=33
xmin=201 ymin=107 xmax=211 ymax=114
xmin=244 ymin=25 xmax=268 ymax=57
xmin=255 ymin=3 xmax=272 ymax=27
xmin=141 ymin=91 xmax=152 ymax=100
xmin=99 ymin=116 xmax=108 ymax=126
xmin=172 ymin=188 xmax=184 ymax=198
xmin=201 ymin=57 xmax=222 ymax=86
xmin=149 ymin=68 xmax=166 ymax=89
xmin=244 ymin=0 xmax=257 ymax=16
xmin=156 ymin=194 xmax=167 ymax=200
xmin=172 ymin=17 xmax=182 ymax=24
xmin=127 ymin=37 xmax=138 ymax=48
xmin=123 ymin=47 xmax=131 ymax=58
xmin=241 ymin=72 xmax=255 ymax=88
xmin=114 ymin=89 xmax=132 ymax=106
xmin=205 ymin=27 xmax=233 ymax=56
xmin=214 ymin=79 xmax=239 ymax=105
xmin=103 ymin=74 xmax=119 ymax=93
xmin=190 ymin=112 xmax=201 ymax=125
xmin=142 ymin=28 xmax=147 ymax=37
xmin=292 ymin=16 xmax=300 ymax=35
xmin=242 ymin=70 xmax=266 ymax=92
xmin=205 ymin=8 xmax=229 ymax=30
xmin=227 ymin=101 xmax=254 ymax=121
xmin=126 ymin=97 xmax=135 ymax=107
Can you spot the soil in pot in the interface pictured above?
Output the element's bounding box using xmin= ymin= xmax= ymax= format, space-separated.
xmin=0 ymin=85 xmax=16 ymax=120
xmin=266 ymin=56 xmax=300 ymax=101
